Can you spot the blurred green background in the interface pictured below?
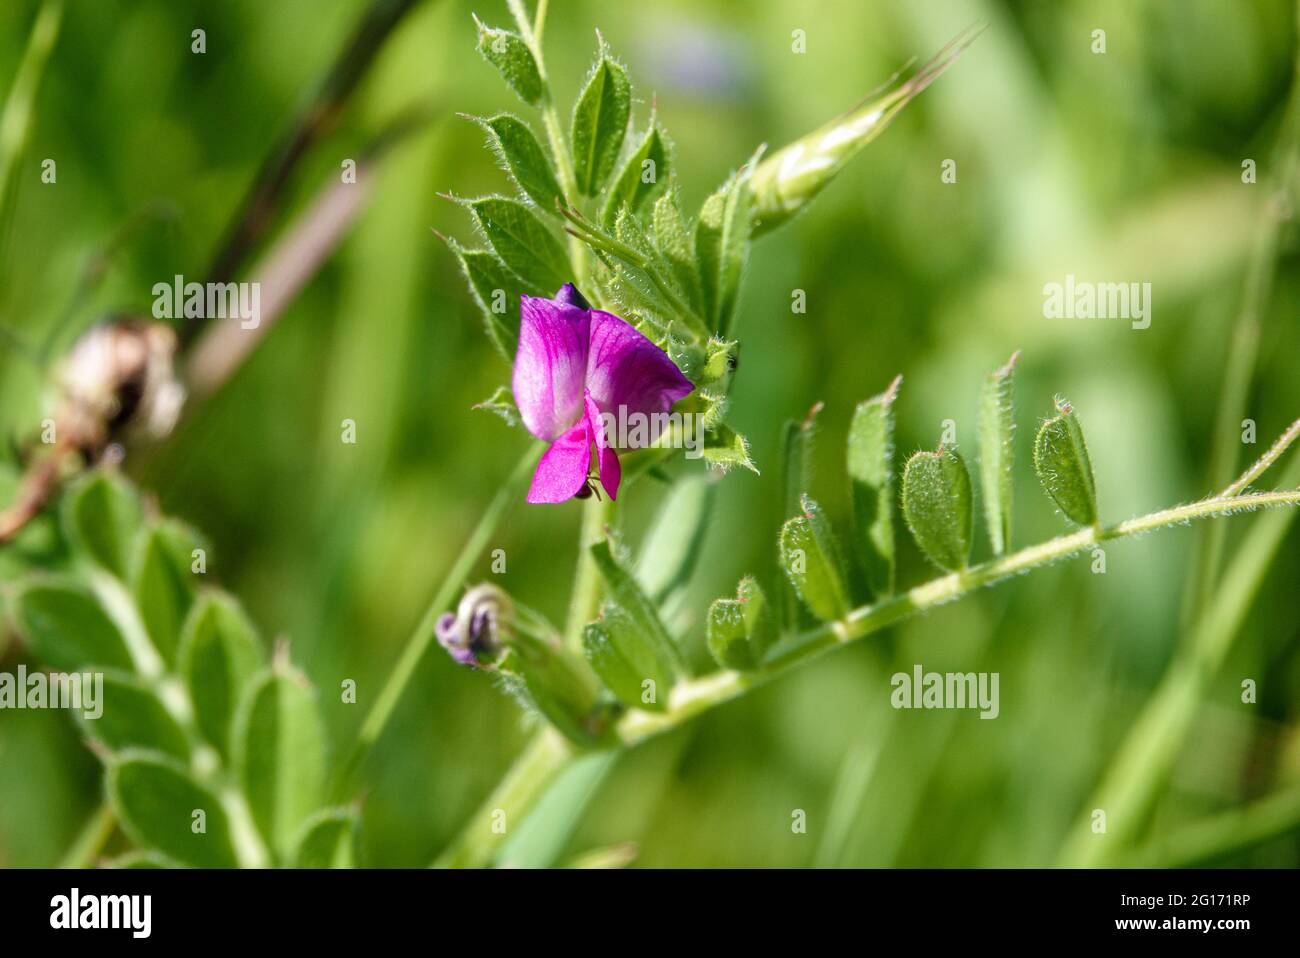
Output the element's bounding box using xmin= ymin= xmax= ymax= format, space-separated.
xmin=2 ymin=0 xmax=1299 ymax=867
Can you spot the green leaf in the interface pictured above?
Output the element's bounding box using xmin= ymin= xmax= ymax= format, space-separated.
xmin=902 ymin=445 xmax=974 ymax=572
xmin=467 ymin=196 xmax=570 ymax=294
xmin=178 ymin=593 xmax=263 ymax=757
xmin=777 ymin=405 xmax=820 ymax=631
xmin=780 ymin=495 xmax=851 ymax=621
xmin=706 ymin=576 xmax=774 ymax=671
xmin=131 ymin=520 xmax=202 ymax=667
xmin=61 ymin=471 xmax=142 ymax=579
xmin=108 ymin=751 xmax=238 ymax=868
xmin=652 ymin=184 xmax=702 ymax=312
xmin=695 ymin=158 xmax=755 ymax=333
xmin=570 ymin=52 xmax=631 ymax=196
xmin=589 ymin=540 xmax=683 ymax=674
xmin=979 ymin=352 xmax=1019 ymax=554
xmin=583 ymin=606 xmax=671 ymax=713
xmin=475 ymin=113 xmax=564 ymax=213
xmin=446 ymin=237 xmax=545 ymax=361
xmin=601 ymin=121 xmax=670 ymax=225
xmin=848 ymin=376 xmax=900 ymax=597
xmin=500 ymin=638 xmax=604 ymax=745
xmin=234 ymin=665 xmax=326 ymax=862
xmin=11 ymin=578 xmax=133 ymax=671
xmin=293 ymin=807 xmax=358 ymax=868
xmin=1034 ymin=397 xmax=1099 ymax=527
xmin=474 ymin=18 xmax=543 ymax=105
xmin=78 ymin=670 xmax=189 ymax=760
xmin=609 ymin=209 xmax=690 ymax=329
xmin=703 ymin=423 xmax=758 ymax=474
xmin=635 ymin=474 xmax=715 ymax=605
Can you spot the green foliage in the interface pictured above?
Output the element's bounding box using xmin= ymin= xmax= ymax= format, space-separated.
xmin=474 ymin=17 xmax=544 ymax=105
xmin=780 ymin=494 xmax=852 ymax=621
xmin=589 ymin=540 xmax=683 ymax=674
xmin=601 ymin=120 xmax=671 ymax=226
xmin=706 ymin=576 xmax=773 ymax=671
xmin=131 ymin=520 xmax=203 ymax=667
xmin=502 ymin=633 xmax=605 ymax=744
xmin=570 ymin=50 xmax=631 ymax=196
xmin=635 ymin=474 xmax=714 ymax=605
xmin=465 ymin=195 xmax=570 ymax=294
xmin=5 ymin=471 xmax=342 ymax=868
xmin=178 ymin=593 xmax=263 ymax=758
xmin=979 ymin=353 xmax=1018 ymax=555
xmin=11 ymin=578 xmax=133 ymax=671
xmin=62 ymin=472 xmax=142 ymax=579
xmin=108 ymin=752 xmax=238 ymax=869
xmin=1034 ymin=398 xmax=1099 ymax=527
xmin=78 ymin=671 xmax=189 ymax=760
xmin=234 ymin=666 xmax=327 ymax=862
xmin=901 ymin=446 xmax=974 ymax=573
xmin=847 ymin=376 xmax=900 ymax=598
xmin=694 ymin=156 xmax=756 ymax=335
xmin=293 ymin=808 xmax=359 ymax=868
xmin=446 ymin=236 xmax=544 ymax=361
xmin=473 ymin=113 xmax=564 ymax=213
xmin=583 ymin=606 xmax=671 ymax=713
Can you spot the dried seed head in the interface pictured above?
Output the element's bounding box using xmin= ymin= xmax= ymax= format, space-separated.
xmin=55 ymin=318 xmax=185 ymax=450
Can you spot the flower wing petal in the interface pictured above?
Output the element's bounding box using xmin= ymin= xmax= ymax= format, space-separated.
xmin=526 ymin=422 xmax=592 ymax=503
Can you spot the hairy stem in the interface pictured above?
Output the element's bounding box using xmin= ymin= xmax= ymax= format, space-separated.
xmin=434 ymin=726 xmax=574 ymax=868
xmin=508 ymin=0 xmax=589 ymax=292
xmin=564 ymin=492 xmax=615 ymax=650
xmin=331 ymin=441 xmax=543 ymax=799
xmin=441 ymin=485 xmax=1300 ymax=863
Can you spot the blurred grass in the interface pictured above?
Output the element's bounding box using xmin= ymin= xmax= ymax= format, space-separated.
xmin=1 ymin=0 xmax=1299 ymax=867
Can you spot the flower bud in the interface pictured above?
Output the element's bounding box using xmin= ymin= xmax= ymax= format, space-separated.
xmin=750 ymin=26 xmax=982 ymax=236
xmin=436 ymin=583 xmax=513 ymax=667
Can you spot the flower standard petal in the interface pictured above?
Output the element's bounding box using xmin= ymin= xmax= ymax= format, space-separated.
xmin=584 ymin=310 xmax=694 ymax=444
xmin=511 ymin=294 xmax=591 ymax=442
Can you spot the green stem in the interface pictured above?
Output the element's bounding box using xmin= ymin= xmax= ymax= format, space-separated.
xmin=1182 ymin=32 xmax=1300 ymax=626
xmin=433 ymin=727 xmax=574 ymax=868
xmin=564 ymin=492 xmax=615 ymax=650
xmin=620 ymin=488 xmax=1300 ymax=746
xmin=438 ymin=486 xmax=1300 ymax=863
xmin=60 ymin=801 xmax=116 ymax=868
xmin=1058 ymin=457 xmax=1300 ymax=867
xmin=508 ymin=0 xmax=589 ymax=292
xmin=0 ymin=0 xmax=63 ymax=281
xmin=331 ymin=441 xmax=543 ymax=799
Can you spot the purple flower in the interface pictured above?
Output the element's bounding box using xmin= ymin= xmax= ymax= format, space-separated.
xmin=512 ymin=284 xmax=694 ymax=503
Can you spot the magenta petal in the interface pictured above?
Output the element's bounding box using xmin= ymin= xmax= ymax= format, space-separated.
xmin=527 ymin=422 xmax=592 ymax=503
xmin=584 ymin=311 xmax=694 ymax=441
xmin=512 ymin=295 xmax=591 ymax=442
xmin=585 ymin=391 xmax=621 ymax=500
